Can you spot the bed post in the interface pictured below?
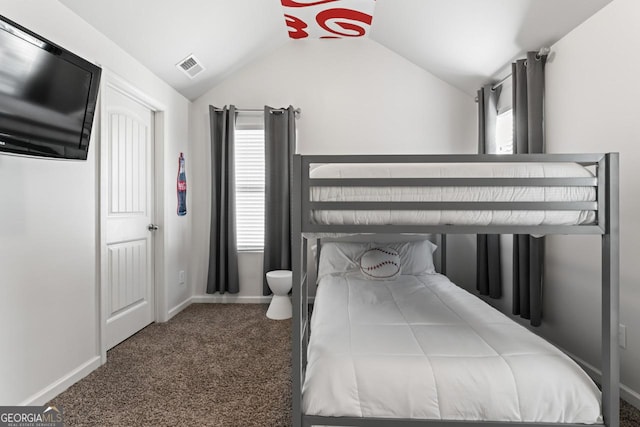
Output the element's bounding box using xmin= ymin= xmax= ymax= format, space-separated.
xmin=292 ymin=154 xmax=303 ymax=427
xmin=602 ymin=153 xmax=620 ymax=427
xmin=438 ymin=234 xmax=447 ymax=275
xmin=316 ymin=238 xmax=322 ymax=278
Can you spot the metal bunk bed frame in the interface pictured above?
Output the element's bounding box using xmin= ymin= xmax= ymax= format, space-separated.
xmin=291 ymin=153 xmax=619 ymax=427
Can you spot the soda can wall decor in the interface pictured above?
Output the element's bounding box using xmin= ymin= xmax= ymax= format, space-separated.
xmin=177 ymin=152 xmax=187 ymax=216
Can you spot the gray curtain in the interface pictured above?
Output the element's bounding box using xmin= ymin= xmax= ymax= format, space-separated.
xmin=207 ymin=105 xmax=239 ymax=294
xmin=512 ymin=52 xmax=547 ymax=326
xmin=262 ymin=106 xmax=296 ymax=295
xmin=476 ymin=84 xmax=502 ymax=299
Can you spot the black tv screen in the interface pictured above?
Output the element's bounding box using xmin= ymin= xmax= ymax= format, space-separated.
xmin=0 ymin=15 xmax=101 ymax=160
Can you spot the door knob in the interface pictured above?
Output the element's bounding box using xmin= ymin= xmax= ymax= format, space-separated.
xmin=147 ymin=224 xmax=159 ymax=231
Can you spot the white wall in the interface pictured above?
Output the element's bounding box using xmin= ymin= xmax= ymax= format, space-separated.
xmin=544 ymin=0 xmax=640 ymax=402
xmin=0 ymin=0 xmax=191 ymax=405
xmin=189 ymin=39 xmax=477 ymax=298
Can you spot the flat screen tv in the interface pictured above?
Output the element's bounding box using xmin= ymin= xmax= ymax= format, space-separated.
xmin=0 ymin=15 xmax=101 ymax=160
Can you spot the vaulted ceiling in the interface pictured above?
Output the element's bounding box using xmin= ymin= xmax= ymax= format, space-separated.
xmin=59 ymin=0 xmax=612 ymax=100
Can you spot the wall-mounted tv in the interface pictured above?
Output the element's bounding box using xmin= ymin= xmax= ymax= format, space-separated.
xmin=0 ymin=15 xmax=101 ymax=160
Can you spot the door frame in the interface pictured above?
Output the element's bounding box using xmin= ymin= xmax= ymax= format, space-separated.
xmin=97 ymin=70 xmax=167 ymax=363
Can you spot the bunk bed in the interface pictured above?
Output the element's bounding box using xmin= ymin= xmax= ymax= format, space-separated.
xmin=290 ymin=153 xmax=619 ymax=427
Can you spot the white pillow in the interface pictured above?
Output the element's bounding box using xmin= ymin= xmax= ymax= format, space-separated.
xmin=359 ymin=247 xmax=401 ymax=280
xmin=317 ymin=239 xmax=437 ymax=280
xmin=393 ymin=240 xmax=438 ymax=276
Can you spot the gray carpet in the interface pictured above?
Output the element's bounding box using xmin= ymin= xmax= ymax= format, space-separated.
xmin=48 ymin=303 xmax=640 ymax=426
xmin=49 ymin=304 xmax=291 ymax=426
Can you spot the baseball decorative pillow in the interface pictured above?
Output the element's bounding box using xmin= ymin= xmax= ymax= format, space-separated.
xmin=359 ymin=247 xmax=401 ymax=280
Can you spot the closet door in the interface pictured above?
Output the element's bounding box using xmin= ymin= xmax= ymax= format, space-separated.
xmin=102 ymin=83 xmax=156 ymax=350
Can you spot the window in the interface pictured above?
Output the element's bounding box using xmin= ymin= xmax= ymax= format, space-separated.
xmin=234 ymin=127 xmax=265 ymax=251
xmin=495 ymin=109 xmax=513 ymax=155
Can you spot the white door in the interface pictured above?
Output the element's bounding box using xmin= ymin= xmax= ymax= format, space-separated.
xmin=101 ymin=84 xmax=155 ymax=350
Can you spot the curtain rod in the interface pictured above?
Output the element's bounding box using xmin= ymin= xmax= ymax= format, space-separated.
xmin=491 ymin=47 xmax=551 ymax=91
xmin=214 ymin=106 xmax=301 ymax=117
xmin=491 ymin=74 xmax=511 ymax=91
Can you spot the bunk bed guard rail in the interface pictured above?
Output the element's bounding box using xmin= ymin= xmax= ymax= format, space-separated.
xmin=297 ymin=153 xmax=611 ymax=235
xmin=290 ymin=153 xmax=619 ymax=427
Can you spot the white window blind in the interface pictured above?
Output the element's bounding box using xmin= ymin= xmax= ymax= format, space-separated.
xmin=234 ymin=128 xmax=265 ymax=251
xmin=495 ymin=109 xmax=514 ymax=155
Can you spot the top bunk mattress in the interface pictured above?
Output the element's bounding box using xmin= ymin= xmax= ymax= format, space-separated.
xmin=309 ymin=162 xmax=596 ymax=226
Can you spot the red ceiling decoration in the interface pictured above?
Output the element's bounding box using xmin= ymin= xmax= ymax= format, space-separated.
xmin=281 ymin=0 xmax=376 ymax=39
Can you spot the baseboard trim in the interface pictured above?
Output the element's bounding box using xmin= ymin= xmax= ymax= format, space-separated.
xmin=192 ymin=294 xmax=272 ymax=304
xmin=168 ymin=294 xmax=304 ymax=307
xmin=620 ymin=384 xmax=640 ymax=410
xmin=167 ymin=297 xmax=193 ymax=321
xmin=19 ymin=356 xmax=101 ymax=406
xmin=564 ymin=350 xmax=640 ymax=410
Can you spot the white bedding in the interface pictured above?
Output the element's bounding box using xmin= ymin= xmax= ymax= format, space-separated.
xmin=303 ymin=273 xmax=602 ymax=423
xmin=309 ymin=162 xmax=596 ymax=226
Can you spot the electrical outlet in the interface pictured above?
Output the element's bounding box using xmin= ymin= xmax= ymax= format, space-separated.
xmin=619 ymin=324 xmax=627 ymax=349
xmin=178 ymin=270 xmax=185 ymax=286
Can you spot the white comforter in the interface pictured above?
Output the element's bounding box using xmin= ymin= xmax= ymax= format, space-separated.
xmin=309 ymin=162 xmax=596 ymax=226
xmin=303 ymin=273 xmax=602 ymax=423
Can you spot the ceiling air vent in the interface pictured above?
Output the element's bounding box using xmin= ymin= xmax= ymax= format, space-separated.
xmin=176 ymin=54 xmax=205 ymax=79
